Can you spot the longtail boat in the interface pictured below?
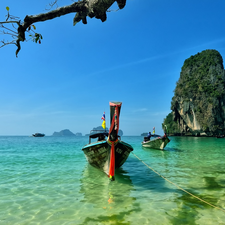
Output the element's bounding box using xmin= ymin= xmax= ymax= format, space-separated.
xmin=32 ymin=133 xmax=45 ymax=137
xmin=82 ymin=102 xmax=133 ymax=181
xmin=141 ymin=134 xmax=170 ymax=150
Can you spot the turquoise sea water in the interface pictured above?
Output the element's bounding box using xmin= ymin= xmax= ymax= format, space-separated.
xmin=0 ymin=136 xmax=225 ymax=225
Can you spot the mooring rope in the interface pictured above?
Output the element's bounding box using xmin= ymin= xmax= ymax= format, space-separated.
xmin=131 ymin=152 xmax=225 ymax=213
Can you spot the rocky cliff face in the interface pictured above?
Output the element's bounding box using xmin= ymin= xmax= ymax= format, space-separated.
xmin=170 ymin=49 xmax=225 ymax=136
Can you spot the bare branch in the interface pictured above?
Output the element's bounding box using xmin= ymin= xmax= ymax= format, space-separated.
xmin=0 ymin=40 xmax=17 ymax=48
xmin=0 ymin=25 xmax=18 ymax=35
xmin=6 ymin=12 xmax=10 ymax=21
xmin=0 ymin=21 xmax=20 ymax=25
xmin=0 ymin=31 xmax=17 ymax=39
xmin=5 ymin=13 xmax=20 ymax=22
xmin=45 ymin=0 xmax=59 ymax=10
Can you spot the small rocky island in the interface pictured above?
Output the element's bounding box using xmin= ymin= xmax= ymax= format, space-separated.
xmin=52 ymin=129 xmax=82 ymax=137
xmin=163 ymin=49 xmax=225 ymax=136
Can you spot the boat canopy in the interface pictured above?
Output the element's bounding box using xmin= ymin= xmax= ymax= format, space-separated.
xmin=88 ymin=131 xmax=108 ymax=144
xmin=89 ymin=132 xmax=108 ymax=139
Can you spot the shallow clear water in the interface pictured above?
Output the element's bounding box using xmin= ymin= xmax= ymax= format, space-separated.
xmin=0 ymin=136 xmax=225 ymax=224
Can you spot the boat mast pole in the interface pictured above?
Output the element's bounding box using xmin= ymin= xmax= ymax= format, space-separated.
xmin=105 ymin=110 xmax=106 ymax=132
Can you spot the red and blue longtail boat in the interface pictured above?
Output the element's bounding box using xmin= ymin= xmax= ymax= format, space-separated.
xmin=82 ymin=102 xmax=133 ymax=181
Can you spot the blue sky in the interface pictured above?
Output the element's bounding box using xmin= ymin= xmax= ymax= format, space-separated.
xmin=1 ymin=0 xmax=225 ymax=136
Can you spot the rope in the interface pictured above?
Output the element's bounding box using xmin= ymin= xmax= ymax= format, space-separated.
xmin=132 ymin=152 xmax=225 ymax=213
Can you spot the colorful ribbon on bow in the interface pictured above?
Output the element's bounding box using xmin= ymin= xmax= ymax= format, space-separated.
xmin=108 ymin=106 xmax=120 ymax=181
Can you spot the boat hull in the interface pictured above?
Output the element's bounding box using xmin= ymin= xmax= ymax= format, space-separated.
xmin=82 ymin=140 xmax=133 ymax=176
xmin=142 ymin=137 xmax=170 ymax=150
xmin=32 ymin=133 xmax=45 ymax=137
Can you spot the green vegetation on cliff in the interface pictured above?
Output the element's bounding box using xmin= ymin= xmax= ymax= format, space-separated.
xmin=162 ymin=112 xmax=181 ymax=135
xmin=173 ymin=49 xmax=224 ymax=101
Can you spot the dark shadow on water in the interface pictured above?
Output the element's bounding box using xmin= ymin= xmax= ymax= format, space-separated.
xmin=203 ymin=176 xmax=225 ymax=189
xmin=164 ymin=147 xmax=183 ymax=152
xmin=124 ymin=156 xmax=178 ymax=195
xmin=169 ymin=186 xmax=222 ymax=225
xmin=125 ymin=156 xmax=207 ymax=224
xmin=142 ymin=146 xmax=183 ymax=152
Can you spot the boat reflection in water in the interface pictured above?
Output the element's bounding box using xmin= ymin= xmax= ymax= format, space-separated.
xmin=79 ymin=164 xmax=136 ymax=216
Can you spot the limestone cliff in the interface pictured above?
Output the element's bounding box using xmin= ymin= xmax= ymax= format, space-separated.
xmin=166 ymin=49 xmax=225 ymax=136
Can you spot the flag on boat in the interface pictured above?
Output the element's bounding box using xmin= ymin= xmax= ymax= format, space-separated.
xmin=101 ymin=112 xmax=105 ymax=121
xmin=102 ymin=120 xmax=106 ymax=129
xmin=153 ymin=127 xmax=155 ymax=134
xmin=101 ymin=112 xmax=106 ymax=129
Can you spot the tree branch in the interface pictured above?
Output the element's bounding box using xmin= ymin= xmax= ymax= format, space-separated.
xmin=0 ymin=0 xmax=127 ymax=57
xmin=0 ymin=21 xmax=20 ymax=25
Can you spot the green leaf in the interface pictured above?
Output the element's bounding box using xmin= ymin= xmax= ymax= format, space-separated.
xmin=32 ymin=25 xmax=36 ymax=30
xmin=6 ymin=6 xmax=9 ymax=11
xmin=35 ymin=36 xmax=39 ymax=43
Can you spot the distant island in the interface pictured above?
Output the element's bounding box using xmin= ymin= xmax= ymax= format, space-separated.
xmin=52 ymin=129 xmax=82 ymax=137
xmin=85 ymin=126 xmax=123 ymax=136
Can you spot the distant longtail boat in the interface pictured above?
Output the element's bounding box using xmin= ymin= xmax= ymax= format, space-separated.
xmin=32 ymin=133 xmax=45 ymax=137
xmin=142 ymin=134 xmax=170 ymax=150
